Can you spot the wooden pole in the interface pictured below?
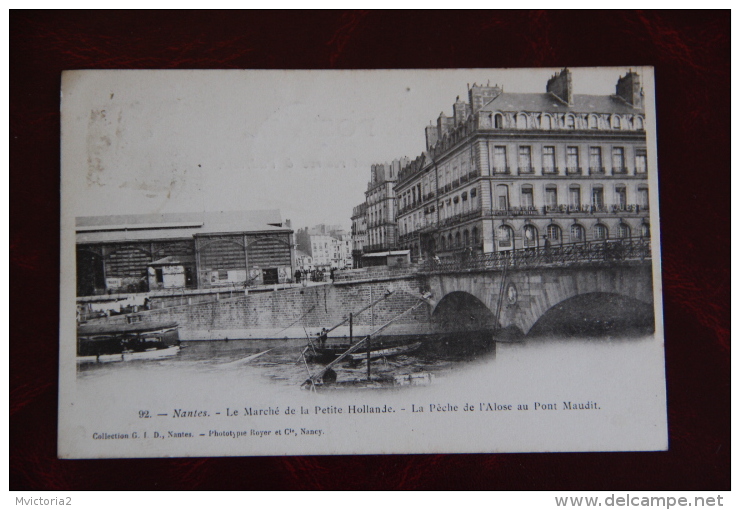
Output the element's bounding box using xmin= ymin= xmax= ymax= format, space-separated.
xmin=303 ymin=297 xmax=428 ymax=387
xmin=349 ymin=312 xmax=353 ymax=345
xmin=366 ymin=333 xmax=371 ymax=380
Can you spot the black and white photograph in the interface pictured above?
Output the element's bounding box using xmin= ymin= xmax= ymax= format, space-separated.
xmin=59 ymin=67 xmax=666 ymax=458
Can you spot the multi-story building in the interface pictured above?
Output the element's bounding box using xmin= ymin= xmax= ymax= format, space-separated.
xmin=309 ymin=232 xmax=353 ymax=269
xmin=350 ymin=202 xmax=367 ymax=267
xmin=395 ymin=68 xmax=650 ymax=261
xmin=363 ymin=158 xmax=408 ymax=257
xmin=309 ymin=234 xmax=335 ymax=268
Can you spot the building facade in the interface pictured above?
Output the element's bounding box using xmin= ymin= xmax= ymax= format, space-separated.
xmin=395 ymin=69 xmax=650 ymax=262
xmin=363 ymin=158 xmax=408 ymax=256
xmin=76 ymin=210 xmax=294 ymax=295
xmin=350 ymin=202 xmax=367 ymax=268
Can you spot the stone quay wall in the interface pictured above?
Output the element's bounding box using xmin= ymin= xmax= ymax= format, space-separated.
xmin=94 ymin=278 xmax=432 ymax=341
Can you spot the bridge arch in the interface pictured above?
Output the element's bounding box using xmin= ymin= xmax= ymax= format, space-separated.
xmin=431 ymin=291 xmax=496 ymax=334
xmin=527 ymin=292 xmax=654 ymax=338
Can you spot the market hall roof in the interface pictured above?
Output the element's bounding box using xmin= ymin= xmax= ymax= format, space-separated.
xmin=76 ymin=209 xmax=291 ymax=244
xmin=479 ymin=93 xmax=644 ymax=114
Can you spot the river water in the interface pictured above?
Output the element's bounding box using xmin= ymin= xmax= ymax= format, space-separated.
xmin=76 ymin=333 xmax=658 ymax=396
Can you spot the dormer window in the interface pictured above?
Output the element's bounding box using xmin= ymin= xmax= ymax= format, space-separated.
xmin=565 ymin=114 xmax=575 ymax=129
xmin=541 ymin=114 xmax=551 ymax=130
xmin=494 ymin=113 xmax=504 ymax=129
xmin=516 ymin=113 xmax=528 ymax=129
xmin=588 ymin=114 xmax=598 ymax=129
xmin=612 ymin=115 xmax=621 ymax=129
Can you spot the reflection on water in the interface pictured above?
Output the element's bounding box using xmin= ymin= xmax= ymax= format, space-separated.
xmin=76 ymin=332 xmax=654 ymax=395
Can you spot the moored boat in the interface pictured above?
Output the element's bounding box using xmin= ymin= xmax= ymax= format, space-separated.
xmin=307 ymin=337 xmax=424 ymax=363
xmin=77 ymin=322 xmax=180 ymax=363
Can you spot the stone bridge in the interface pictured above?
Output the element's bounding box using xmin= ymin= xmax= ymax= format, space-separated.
xmin=90 ymin=238 xmax=655 ymax=340
xmin=421 ymin=261 xmax=654 ymax=338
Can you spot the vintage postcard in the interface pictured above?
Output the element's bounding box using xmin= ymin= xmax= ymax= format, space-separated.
xmin=59 ymin=68 xmax=666 ymax=458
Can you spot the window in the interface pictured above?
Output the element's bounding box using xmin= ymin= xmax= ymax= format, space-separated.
xmin=615 ymin=185 xmax=627 ymax=208
xmin=521 ymin=185 xmax=534 ymax=208
xmin=472 ymin=227 xmax=479 ymax=245
xmin=518 ymin=146 xmax=532 ymax=173
xmin=498 ymin=225 xmax=513 ymax=248
xmin=494 ymin=113 xmax=503 ymax=129
xmin=569 ymin=185 xmax=581 ymax=208
xmin=612 ymin=147 xmax=625 ymax=173
xmin=635 ymin=148 xmax=647 ymax=174
xmin=612 ymin=115 xmax=621 ymax=129
xmin=588 ymin=114 xmax=598 ymax=129
xmin=566 ymin=146 xmax=580 ymax=174
xmin=545 ymin=185 xmax=558 ymax=208
xmin=541 ymin=115 xmax=551 ymax=130
xmin=546 ymin=224 xmax=561 ymax=241
xmin=155 ymin=268 xmax=163 ymax=283
xmin=634 ymin=116 xmax=644 ymax=130
xmin=565 ymin=115 xmax=575 ymax=129
xmin=517 ymin=113 xmax=528 ymax=129
xmin=524 ymin=225 xmax=538 ymax=247
xmin=455 ymin=232 xmax=461 ymax=248
xmin=641 ymin=223 xmax=650 ymax=237
xmin=463 ymin=230 xmax=469 ymax=246
xmin=594 ymin=224 xmax=608 ymax=240
xmin=617 ymin=223 xmax=631 ymax=238
xmin=589 ymin=147 xmax=603 ymax=173
xmin=496 ymin=184 xmax=509 ymax=210
xmin=570 ymin=224 xmax=584 ymax=241
xmin=592 ymin=186 xmax=604 ymax=209
xmin=493 ymin=146 xmax=507 ymax=173
xmin=441 ymin=235 xmax=446 ymax=251
xmin=448 ymin=234 xmax=453 ymax=249
xmin=542 ymin=146 xmax=556 ymax=173
xmin=638 ymin=186 xmax=649 ymax=209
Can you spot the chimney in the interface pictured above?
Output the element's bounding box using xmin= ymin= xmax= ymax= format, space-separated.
xmin=468 ymin=82 xmax=503 ymax=113
xmin=437 ymin=112 xmax=454 ymax=139
xmin=453 ymin=95 xmax=469 ymax=126
xmin=425 ymin=123 xmax=438 ymax=150
xmin=547 ymin=68 xmax=573 ymax=106
xmin=615 ymin=71 xmax=642 ymax=108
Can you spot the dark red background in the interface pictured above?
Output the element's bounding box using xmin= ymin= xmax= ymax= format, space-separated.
xmin=10 ymin=10 xmax=730 ymax=490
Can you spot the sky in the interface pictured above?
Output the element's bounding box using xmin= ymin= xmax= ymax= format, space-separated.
xmin=61 ymin=67 xmax=646 ymax=230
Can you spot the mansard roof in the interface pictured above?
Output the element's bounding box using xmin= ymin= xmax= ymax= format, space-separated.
xmin=480 ymin=92 xmax=643 ymax=114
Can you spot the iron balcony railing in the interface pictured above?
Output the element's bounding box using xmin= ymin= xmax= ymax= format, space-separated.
xmin=363 ymin=243 xmax=395 ymax=253
xmin=490 ymin=204 xmax=649 ymax=216
xmin=421 ymin=236 xmax=651 ymax=273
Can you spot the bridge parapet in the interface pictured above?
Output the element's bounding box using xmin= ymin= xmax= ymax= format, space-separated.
xmin=422 ymin=237 xmax=650 ymax=274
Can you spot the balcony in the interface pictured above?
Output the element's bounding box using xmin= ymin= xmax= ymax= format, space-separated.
xmin=490 ymin=206 xmax=539 ymax=217
xmin=452 ymin=179 xmax=460 ymax=189
xmin=489 ymin=204 xmax=649 ymax=217
xmin=611 ymin=167 xmax=629 ymax=175
xmin=565 ymin=167 xmax=583 ymax=176
xmin=363 ymin=243 xmax=395 ymax=253
xmin=542 ymin=167 xmax=559 ymax=175
xmin=438 ymin=208 xmax=483 ymax=227
xmin=589 ymin=167 xmax=606 ymax=175
xmin=492 ymin=167 xmax=511 ymax=175
xmin=517 ymin=166 xmax=535 ymax=175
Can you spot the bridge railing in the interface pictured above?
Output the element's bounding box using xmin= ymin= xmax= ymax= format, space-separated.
xmin=422 ymin=236 xmax=651 ymax=273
